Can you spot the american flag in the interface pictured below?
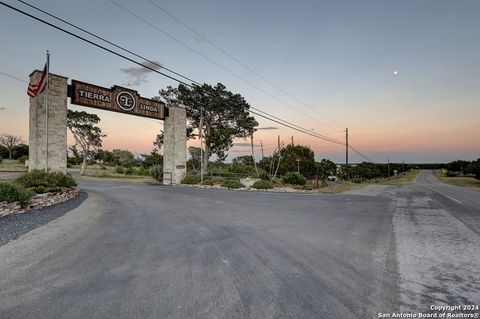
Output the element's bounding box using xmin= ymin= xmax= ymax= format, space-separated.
xmin=27 ymin=63 xmax=47 ymax=97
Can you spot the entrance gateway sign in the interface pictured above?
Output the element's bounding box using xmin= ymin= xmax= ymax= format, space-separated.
xmin=69 ymin=80 xmax=167 ymax=120
xmin=28 ymin=70 xmax=187 ymax=184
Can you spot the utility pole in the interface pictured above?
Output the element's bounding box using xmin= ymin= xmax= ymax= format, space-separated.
xmin=296 ymin=159 xmax=301 ymax=173
xmin=291 ymin=136 xmax=294 ymax=146
xmin=199 ymin=106 xmax=204 ymax=183
xmin=45 ymin=50 xmax=50 ymax=172
xmin=260 ymin=140 xmax=264 ymax=158
xmin=345 ymin=128 xmax=349 ymax=180
xmin=388 ymin=156 xmax=390 ymax=178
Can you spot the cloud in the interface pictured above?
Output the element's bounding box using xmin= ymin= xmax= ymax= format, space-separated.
xmin=234 ymin=142 xmax=261 ymax=147
xmin=0 ymin=107 xmax=5 ymax=111
xmin=120 ymin=61 xmax=162 ymax=86
xmin=257 ymin=126 xmax=278 ymax=130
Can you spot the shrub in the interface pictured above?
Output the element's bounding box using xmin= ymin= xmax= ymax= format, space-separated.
xmin=282 ymin=171 xmax=306 ymax=185
xmin=200 ymin=179 xmax=214 ymax=186
xmin=31 ymin=185 xmax=61 ymax=194
xmin=18 ymin=155 xmax=28 ymax=164
xmin=252 ymin=180 xmax=273 ymax=189
xmin=124 ymin=167 xmax=150 ymax=176
xmin=293 ymin=185 xmax=312 ymax=191
xmin=149 ymin=165 xmax=163 ymax=181
xmin=16 ymin=169 xmax=76 ymax=189
xmin=0 ymin=181 xmax=34 ymax=207
xmin=259 ymin=172 xmax=271 ymax=181
xmin=446 ymin=171 xmax=458 ymax=177
xmin=181 ymin=175 xmax=200 ymax=185
xmin=222 ymin=179 xmax=245 ymax=189
xmin=115 ymin=166 xmax=125 ymax=174
xmin=0 ymin=156 xmax=3 ymax=164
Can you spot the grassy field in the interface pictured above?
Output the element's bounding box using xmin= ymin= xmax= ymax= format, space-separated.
xmin=80 ymin=170 xmax=156 ymax=184
xmin=436 ymin=173 xmax=480 ymax=188
xmin=317 ymin=181 xmax=366 ymax=194
xmin=0 ymin=159 xmax=27 ymax=172
xmin=374 ymin=170 xmax=420 ymax=185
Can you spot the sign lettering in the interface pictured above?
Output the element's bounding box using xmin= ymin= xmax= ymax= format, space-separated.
xmin=69 ymin=80 xmax=166 ymax=120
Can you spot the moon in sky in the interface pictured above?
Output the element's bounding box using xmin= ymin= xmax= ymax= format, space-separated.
xmin=393 ymin=70 xmax=398 ymax=76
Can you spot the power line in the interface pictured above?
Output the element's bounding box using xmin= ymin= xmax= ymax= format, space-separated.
xmin=348 ymin=145 xmax=373 ymax=163
xmin=248 ymin=109 xmax=345 ymax=146
xmin=0 ymin=71 xmax=28 ymax=83
xmin=15 ymin=0 xmax=200 ymax=86
xmin=0 ymin=1 xmax=194 ymax=87
xmin=250 ymin=106 xmax=344 ymax=145
xmin=1 ymin=1 xmax=375 ymax=161
xmin=145 ymin=0 xmax=345 ymax=130
xmin=107 ymin=0 xmax=341 ymax=133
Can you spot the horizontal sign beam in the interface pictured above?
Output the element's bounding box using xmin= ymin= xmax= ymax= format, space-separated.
xmin=69 ymin=80 xmax=167 ymax=120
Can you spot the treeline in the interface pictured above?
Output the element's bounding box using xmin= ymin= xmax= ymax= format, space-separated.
xmin=445 ymin=159 xmax=480 ymax=179
xmin=0 ymin=144 xmax=28 ymax=161
xmin=67 ymin=147 xmax=163 ymax=174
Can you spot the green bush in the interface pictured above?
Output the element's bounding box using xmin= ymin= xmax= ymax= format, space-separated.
xmin=252 ymin=180 xmax=273 ymax=189
xmin=115 ymin=166 xmax=125 ymax=174
xmin=293 ymin=185 xmax=312 ymax=191
xmin=181 ymin=175 xmax=200 ymax=185
xmin=200 ymin=179 xmax=214 ymax=186
xmin=0 ymin=156 xmax=3 ymax=164
xmin=0 ymin=181 xmax=34 ymax=207
xmin=259 ymin=172 xmax=271 ymax=181
xmin=31 ymin=185 xmax=61 ymax=194
xmin=149 ymin=165 xmax=163 ymax=181
xmin=16 ymin=169 xmax=76 ymax=189
xmin=18 ymin=155 xmax=28 ymax=164
xmin=282 ymin=171 xmax=307 ymax=185
xmin=222 ymin=179 xmax=245 ymax=189
xmin=125 ymin=167 xmax=150 ymax=176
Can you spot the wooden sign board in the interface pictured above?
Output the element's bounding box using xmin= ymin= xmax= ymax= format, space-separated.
xmin=69 ymin=80 xmax=166 ymax=120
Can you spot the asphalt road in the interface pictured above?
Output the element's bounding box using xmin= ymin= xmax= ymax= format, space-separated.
xmin=0 ymin=170 xmax=478 ymax=318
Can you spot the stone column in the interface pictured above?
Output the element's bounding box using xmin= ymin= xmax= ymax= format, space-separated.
xmin=162 ymin=105 xmax=187 ymax=185
xmin=28 ymin=70 xmax=68 ymax=173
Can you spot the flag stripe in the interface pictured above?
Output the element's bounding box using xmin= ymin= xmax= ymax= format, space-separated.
xmin=27 ymin=63 xmax=47 ymax=97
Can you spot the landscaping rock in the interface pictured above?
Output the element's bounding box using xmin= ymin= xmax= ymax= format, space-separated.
xmin=0 ymin=187 xmax=80 ymax=218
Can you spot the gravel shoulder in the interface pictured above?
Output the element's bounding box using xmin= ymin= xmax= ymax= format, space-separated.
xmin=0 ymin=192 xmax=87 ymax=247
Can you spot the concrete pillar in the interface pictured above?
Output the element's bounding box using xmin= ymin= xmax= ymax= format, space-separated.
xmin=163 ymin=105 xmax=187 ymax=185
xmin=28 ymin=70 xmax=68 ymax=173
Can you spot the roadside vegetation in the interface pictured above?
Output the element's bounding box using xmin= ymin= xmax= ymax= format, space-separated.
xmin=0 ymin=170 xmax=77 ymax=207
xmin=437 ymin=159 xmax=480 ymax=188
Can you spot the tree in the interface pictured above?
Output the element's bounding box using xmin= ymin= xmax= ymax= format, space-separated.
xmin=153 ymin=132 xmax=164 ymax=152
xmin=112 ymin=149 xmax=134 ymax=167
xmin=12 ymin=144 xmax=29 ymax=159
xmin=142 ymin=151 xmax=163 ymax=168
xmin=465 ymin=159 xmax=480 ymax=180
xmin=274 ymin=144 xmax=316 ymax=177
xmin=0 ymin=134 xmax=23 ymax=159
xmin=158 ymin=83 xmax=258 ymax=173
xmin=188 ymin=146 xmax=201 ymax=171
xmin=67 ymin=110 xmax=105 ymax=175
xmin=316 ymin=159 xmax=337 ymax=187
xmin=447 ymin=160 xmax=470 ymax=174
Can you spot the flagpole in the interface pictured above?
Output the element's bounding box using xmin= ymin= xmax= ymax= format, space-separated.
xmin=44 ymin=50 xmax=50 ymax=172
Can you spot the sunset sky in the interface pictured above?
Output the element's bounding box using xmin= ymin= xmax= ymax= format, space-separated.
xmin=1 ymin=0 xmax=479 ymax=163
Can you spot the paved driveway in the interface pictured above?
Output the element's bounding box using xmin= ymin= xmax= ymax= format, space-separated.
xmin=0 ymin=171 xmax=478 ymax=318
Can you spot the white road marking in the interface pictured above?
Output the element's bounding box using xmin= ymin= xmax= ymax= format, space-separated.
xmin=426 ymin=186 xmax=462 ymax=204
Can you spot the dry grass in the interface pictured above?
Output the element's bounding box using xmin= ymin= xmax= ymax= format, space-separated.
xmin=80 ymin=171 xmax=155 ymax=183
xmin=374 ymin=170 xmax=420 ymax=185
xmin=437 ymin=174 xmax=480 ymax=188
xmin=0 ymin=159 xmax=27 ymax=172
xmin=316 ymin=181 xmax=367 ymax=194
